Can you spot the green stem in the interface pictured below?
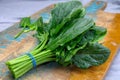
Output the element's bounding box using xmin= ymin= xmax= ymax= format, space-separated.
xmin=31 ymin=33 xmax=49 ymax=55
xmin=31 ymin=42 xmax=43 ymax=52
xmin=14 ymin=28 xmax=25 ymax=39
xmin=6 ymin=49 xmax=55 ymax=79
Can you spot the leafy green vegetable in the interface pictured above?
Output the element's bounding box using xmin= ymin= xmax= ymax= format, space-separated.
xmin=46 ymin=18 xmax=94 ymax=50
xmin=6 ymin=1 xmax=110 ymax=79
xmin=55 ymin=26 xmax=108 ymax=66
xmin=72 ymin=43 xmax=110 ymax=69
xmin=48 ymin=1 xmax=85 ymax=37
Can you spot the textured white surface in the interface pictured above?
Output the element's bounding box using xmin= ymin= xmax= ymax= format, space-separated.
xmin=0 ymin=0 xmax=120 ymax=80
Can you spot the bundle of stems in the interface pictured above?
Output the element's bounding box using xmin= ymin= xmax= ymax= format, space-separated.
xmin=6 ymin=44 xmax=55 ymax=78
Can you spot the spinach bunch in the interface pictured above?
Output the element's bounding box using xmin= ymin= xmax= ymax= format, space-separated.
xmin=6 ymin=1 xmax=110 ymax=79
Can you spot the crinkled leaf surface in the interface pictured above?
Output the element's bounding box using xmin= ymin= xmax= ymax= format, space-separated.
xmin=72 ymin=43 xmax=110 ymax=69
xmin=48 ymin=1 xmax=85 ymax=37
xmin=46 ymin=18 xmax=94 ymax=50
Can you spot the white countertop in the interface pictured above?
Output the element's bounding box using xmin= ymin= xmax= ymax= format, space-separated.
xmin=0 ymin=0 xmax=120 ymax=80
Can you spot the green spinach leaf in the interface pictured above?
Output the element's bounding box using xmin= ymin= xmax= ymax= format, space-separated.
xmin=48 ymin=1 xmax=85 ymax=37
xmin=72 ymin=43 xmax=110 ymax=69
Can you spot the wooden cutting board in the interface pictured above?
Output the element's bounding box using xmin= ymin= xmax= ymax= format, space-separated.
xmin=0 ymin=0 xmax=120 ymax=80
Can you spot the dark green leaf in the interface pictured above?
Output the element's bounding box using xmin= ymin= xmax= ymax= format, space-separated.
xmin=46 ymin=18 xmax=94 ymax=50
xmin=72 ymin=43 xmax=110 ymax=69
xmin=91 ymin=26 xmax=107 ymax=42
xmin=48 ymin=1 xmax=86 ymax=37
xmin=20 ymin=17 xmax=31 ymax=28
